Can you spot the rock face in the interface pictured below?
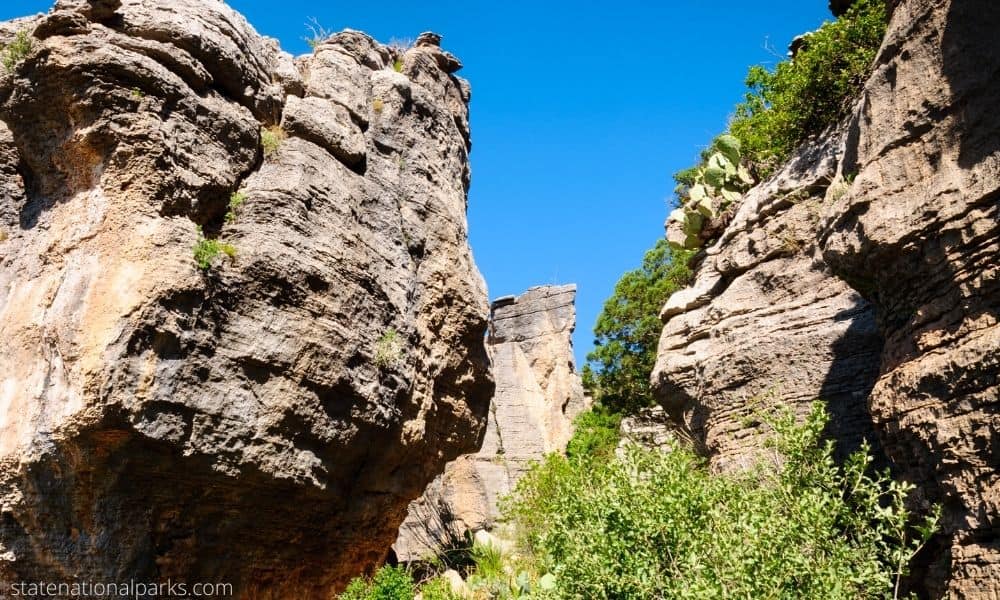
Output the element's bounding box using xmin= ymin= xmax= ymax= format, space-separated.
xmin=653 ymin=0 xmax=1000 ymax=595
xmin=394 ymin=285 xmax=587 ymax=561
xmin=0 ymin=1 xmax=492 ymax=597
xmin=618 ymin=405 xmax=676 ymax=454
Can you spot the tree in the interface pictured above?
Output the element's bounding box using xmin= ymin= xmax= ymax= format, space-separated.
xmin=583 ymin=239 xmax=692 ymax=414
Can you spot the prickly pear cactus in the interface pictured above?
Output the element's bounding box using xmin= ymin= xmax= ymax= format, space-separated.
xmin=667 ymin=134 xmax=754 ymax=250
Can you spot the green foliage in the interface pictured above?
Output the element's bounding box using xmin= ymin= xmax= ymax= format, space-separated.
xmin=729 ymin=0 xmax=887 ymax=176
xmin=261 ymin=125 xmax=287 ymax=156
xmin=226 ymin=191 xmax=247 ymax=224
xmin=506 ymin=402 xmax=938 ymax=599
xmin=667 ymin=134 xmax=754 ymax=250
xmin=338 ymin=566 xmax=415 ymax=600
xmin=393 ymin=59 xmax=404 ymax=73
xmin=565 ymin=407 xmax=621 ymax=460
xmin=193 ymin=227 xmax=236 ymax=270
xmin=416 ymin=578 xmax=457 ymax=600
xmin=583 ymin=239 xmax=692 ymax=414
xmin=470 ymin=541 xmax=504 ymax=581
xmin=374 ymin=327 xmax=403 ymax=369
xmin=1 ymin=30 xmax=33 ymax=72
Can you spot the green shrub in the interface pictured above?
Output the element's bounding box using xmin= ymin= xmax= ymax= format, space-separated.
xmin=416 ymin=578 xmax=457 ymax=600
xmin=193 ymin=227 xmax=236 ymax=270
xmin=226 ymin=191 xmax=247 ymax=224
xmin=729 ymin=0 xmax=887 ymax=176
xmin=506 ymin=402 xmax=938 ymax=600
xmin=583 ymin=239 xmax=692 ymax=414
xmin=374 ymin=327 xmax=403 ymax=369
xmin=261 ymin=125 xmax=287 ymax=156
xmin=339 ymin=566 xmax=415 ymax=600
xmin=1 ymin=30 xmax=33 ymax=72
xmin=565 ymin=407 xmax=621 ymax=460
xmin=393 ymin=59 xmax=404 ymax=73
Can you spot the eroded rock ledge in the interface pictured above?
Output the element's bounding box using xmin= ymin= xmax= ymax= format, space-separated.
xmin=393 ymin=285 xmax=588 ymax=562
xmin=0 ymin=0 xmax=492 ymax=597
xmin=652 ymin=0 xmax=1000 ymax=595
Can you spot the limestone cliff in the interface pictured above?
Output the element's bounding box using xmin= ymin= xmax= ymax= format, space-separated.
xmin=0 ymin=0 xmax=492 ymax=597
xmin=394 ymin=285 xmax=587 ymax=561
xmin=652 ymin=0 xmax=1000 ymax=596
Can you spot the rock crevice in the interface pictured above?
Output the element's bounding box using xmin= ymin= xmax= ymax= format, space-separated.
xmin=652 ymin=0 xmax=1000 ymax=595
xmin=394 ymin=285 xmax=588 ymax=562
xmin=0 ymin=1 xmax=491 ymax=597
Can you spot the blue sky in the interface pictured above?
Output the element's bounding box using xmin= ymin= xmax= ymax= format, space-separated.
xmin=2 ymin=1 xmax=833 ymax=366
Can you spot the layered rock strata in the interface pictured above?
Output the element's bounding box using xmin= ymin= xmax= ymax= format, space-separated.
xmin=0 ymin=1 xmax=491 ymax=597
xmin=653 ymin=0 xmax=1000 ymax=595
xmin=394 ymin=285 xmax=587 ymax=561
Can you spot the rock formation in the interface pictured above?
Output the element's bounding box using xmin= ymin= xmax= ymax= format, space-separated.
xmin=0 ymin=0 xmax=492 ymax=597
xmin=653 ymin=0 xmax=1000 ymax=595
xmin=394 ymin=285 xmax=587 ymax=561
xmin=617 ymin=405 xmax=676 ymax=455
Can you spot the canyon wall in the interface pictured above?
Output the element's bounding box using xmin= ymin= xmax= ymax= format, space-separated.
xmin=394 ymin=285 xmax=587 ymax=562
xmin=652 ymin=0 xmax=1000 ymax=596
xmin=0 ymin=1 xmax=492 ymax=597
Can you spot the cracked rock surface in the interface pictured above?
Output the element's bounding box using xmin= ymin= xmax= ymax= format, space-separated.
xmin=653 ymin=0 xmax=1000 ymax=595
xmin=393 ymin=285 xmax=588 ymax=561
xmin=0 ymin=0 xmax=492 ymax=596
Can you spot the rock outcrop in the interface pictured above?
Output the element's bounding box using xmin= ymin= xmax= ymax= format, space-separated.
xmin=617 ymin=405 xmax=676 ymax=454
xmin=653 ymin=0 xmax=1000 ymax=595
xmin=0 ymin=1 xmax=492 ymax=597
xmin=394 ymin=285 xmax=587 ymax=561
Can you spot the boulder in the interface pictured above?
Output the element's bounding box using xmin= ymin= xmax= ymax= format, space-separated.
xmin=0 ymin=1 xmax=491 ymax=597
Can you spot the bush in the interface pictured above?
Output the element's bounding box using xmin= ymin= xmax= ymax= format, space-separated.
xmin=565 ymin=407 xmax=621 ymax=460
xmin=193 ymin=227 xmax=236 ymax=270
xmin=226 ymin=191 xmax=247 ymax=224
xmin=583 ymin=239 xmax=692 ymax=414
xmin=339 ymin=566 xmax=415 ymax=600
xmin=416 ymin=578 xmax=457 ymax=600
xmin=374 ymin=327 xmax=403 ymax=369
xmin=729 ymin=0 xmax=887 ymax=176
xmin=506 ymin=402 xmax=938 ymax=600
xmin=1 ymin=30 xmax=33 ymax=72
xmin=261 ymin=125 xmax=287 ymax=156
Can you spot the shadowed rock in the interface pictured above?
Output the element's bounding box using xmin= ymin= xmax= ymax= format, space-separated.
xmin=0 ymin=1 xmax=491 ymax=597
xmin=393 ymin=285 xmax=588 ymax=562
xmin=653 ymin=0 xmax=1000 ymax=595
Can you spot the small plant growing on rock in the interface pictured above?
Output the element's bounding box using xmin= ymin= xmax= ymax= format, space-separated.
xmin=392 ymin=59 xmax=404 ymax=73
xmin=226 ymin=191 xmax=247 ymax=224
xmin=1 ymin=30 xmax=33 ymax=72
xmin=261 ymin=125 xmax=286 ymax=157
xmin=374 ymin=327 xmax=403 ymax=369
xmin=303 ymin=17 xmax=332 ymax=50
xmin=388 ymin=37 xmax=414 ymax=52
xmin=130 ymin=87 xmax=145 ymax=99
xmin=667 ymin=134 xmax=754 ymax=250
xmin=193 ymin=226 xmax=236 ymax=270
xmin=0 ymin=229 xmax=8 ymax=243
xmin=372 ymin=97 xmax=385 ymax=114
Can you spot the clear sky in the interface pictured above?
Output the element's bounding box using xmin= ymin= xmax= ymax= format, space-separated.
xmin=2 ymin=1 xmax=833 ymax=366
